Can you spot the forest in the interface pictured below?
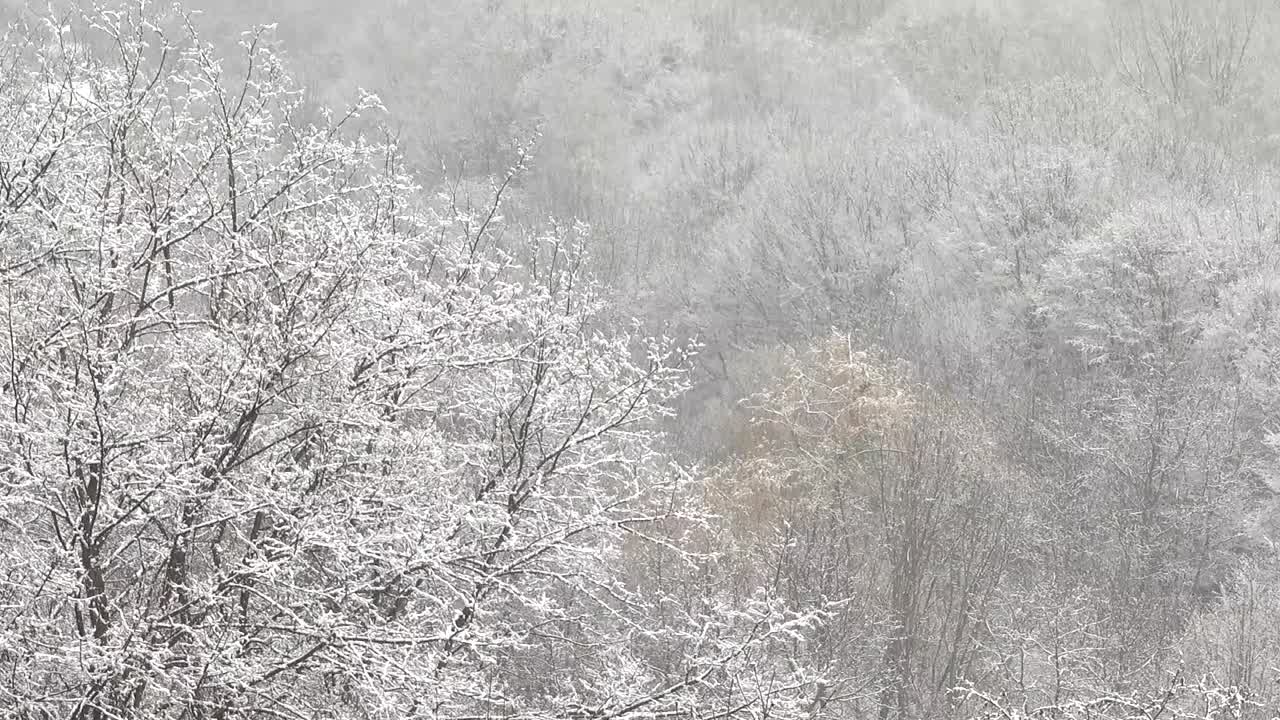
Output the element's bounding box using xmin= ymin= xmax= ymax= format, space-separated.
xmin=0 ymin=0 xmax=1278 ymax=718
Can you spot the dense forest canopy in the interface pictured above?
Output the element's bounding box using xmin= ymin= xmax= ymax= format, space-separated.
xmin=1 ymin=0 xmax=1279 ymax=718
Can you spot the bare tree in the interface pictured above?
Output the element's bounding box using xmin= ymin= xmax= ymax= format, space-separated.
xmin=0 ymin=5 xmax=820 ymax=718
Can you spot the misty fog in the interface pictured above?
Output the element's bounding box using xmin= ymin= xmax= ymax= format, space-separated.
xmin=1 ymin=1 xmax=1278 ymax=718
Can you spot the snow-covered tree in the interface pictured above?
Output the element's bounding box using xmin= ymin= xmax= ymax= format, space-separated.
xmin=0 ymin=6 xmax=818 ymax=718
